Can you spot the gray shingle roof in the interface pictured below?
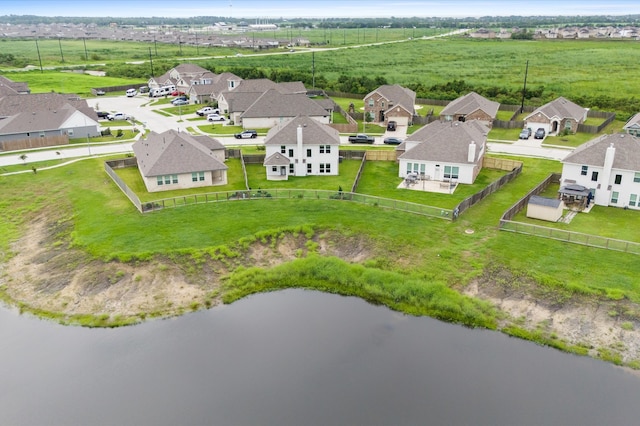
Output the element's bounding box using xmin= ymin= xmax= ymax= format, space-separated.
xmin=0 ymin=92 xmax=93 ymax=119
xmin=529 ymin=195 xmax=562 ymax=208
xmin=132 ymin=130 xmax=227 ymax=177
xmin=0 ymin=104 xmax=80 ymax=134
xmin=263 ymin=152 xmax=291 ymax=166
xmin=399 ymin=120 xmax=488 ymax=163
xmin=242 ymin=90 xmax=328 ymax=119
xmin=264 ymin=115 xmax=340 ymax=146
xmin=624 ymin=112 xmax=640 ymax=129
xmin=563 ymin=133 xmax=640 ymax=171
xmin=365 ymin=84 xmax=416 ymax=115
xmin=440 ymin=92 xmax=500 ymax=118
xmin=525 ymin=96 xmax=587 ymax=121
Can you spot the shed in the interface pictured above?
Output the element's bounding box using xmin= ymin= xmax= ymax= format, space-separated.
xmin=526 ymin=195 xmax=564 ymax=222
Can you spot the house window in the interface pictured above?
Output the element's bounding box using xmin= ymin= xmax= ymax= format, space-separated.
xmin=381 ymin=101 xmax=385 ymax=108
xmin=40 ymin=132 xmax=45 ymax=138
xmin=289 ymin=164 xmax=294 ymax=174
xmin=591 ymin=171 xmax=599 ymax=181
xmin=307 ymin=149 xmax=312 ymax=157
xmin=280 ymin=145 xmax=286 ymax=154
xmin=272 ymin=166 xmax=277 ymax=172
xmin=192 ymin=172 xmax=198 ymax=182
xmin=444 ymin=166 xmax=459 ymax=179
xmin=320 ymin=145 xmax=325 ymax=154
xmin=164 ymin=175 xmax=171 ymax=185
xmin=634 ymin=172 xmax=640 ymax=183
xmin=581 ymin=165 xmax=588 ymax=176
xmin=325 ymin=145 xmax=331 ymax=154
xmin=611 ymin=191 xmax=619 ymax=204
xmin=630 ymin=194 xmax=638 ymax=207
xmin=307 ymin=163 xmax=312 ymax=173
xmin=320 ymin=163 xmax=331 ymax=174
xmin=368 ymin=98 xmax=374 ymax=107
xmin=288 ymin=149 xmax=294 ymax=157
xmin=420 ymin=164 xmax=426 ymax=175
xmin=615 ymin=174 xmax=622 ymax=185
xmin=406 ymin=163 xmax=412 ymax=174
xmin=564 ymin=120 xmax=572 ymax=130
xmin=68 ymin=130 xmax=74 ymax=136
xmin=157 ymin=176 xmax=163 ymax=186
xmin=172 ymin=175 xmax=178 ymax=184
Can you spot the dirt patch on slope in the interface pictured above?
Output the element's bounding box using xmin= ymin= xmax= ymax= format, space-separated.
xmin=464 ymin=265 xmax=640 ymax=365
xmin=0 ymin=215 xmax=372 ymax=324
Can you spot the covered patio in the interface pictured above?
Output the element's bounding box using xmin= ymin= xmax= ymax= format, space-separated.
xmin=398 ymin=173 xmax=458 ymax=194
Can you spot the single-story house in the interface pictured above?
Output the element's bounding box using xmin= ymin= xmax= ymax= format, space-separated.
xmin=148 ymin=63 xmax=211 ymax=90
xmin=0 ymin=92 xmax=100 ymax=150
xmin=560 ymin=133 xmax=640 ymax=209
xmin=216 ymin=78 xmax=306 ymax=117
xmin=240 ymin=89 xmax=330 ymax=129
xmin=440 ymin=92 xmax=500 ymax=127
xmin=263 ymin=115 xmax=340 ymax=180
xmin=132 ymin=130 xmax=228 ymax=192
xmin=526 ymin=195 xmax=564 ymax=222
xmin=397 ymin=120 xmax=488 ymax=185
xmin=524 ymin=97 xmax=588 ymax=135
xmin=363 ymin=84 xmax=416 ymax=127
xmin=623 ymin=112 xmax=640 ymax=136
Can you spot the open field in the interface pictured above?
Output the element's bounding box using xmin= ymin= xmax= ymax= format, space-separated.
xmin=3 ymin=36 xmax=640 ymax=117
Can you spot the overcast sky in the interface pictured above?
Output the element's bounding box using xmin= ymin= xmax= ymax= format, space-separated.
xmin=2 ymin=0 xmax=639 ymax=19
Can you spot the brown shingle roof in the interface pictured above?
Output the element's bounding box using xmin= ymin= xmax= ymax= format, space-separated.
xmin=132 ymin=130 xmax=227 ymax=177
xmin=365 ymin=84 xmax=416 ymax=115
xmin=242 ymin=90 xmax=328 ymax=119
xmin=563 ymin=133 xmax=640 ymax=171
xmin=525 ymin=96 xmax=587 ymax=121
xmin=399 ymin=120 xmax=488 ymax=163
xmin=264 ymin=115 xmax=340 ymax=146
xmin=440 ymin=92 xmax=500 ymax=118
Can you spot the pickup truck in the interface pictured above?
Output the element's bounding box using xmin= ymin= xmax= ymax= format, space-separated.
xmin=348 ymin=134 xmax=375 ymax=144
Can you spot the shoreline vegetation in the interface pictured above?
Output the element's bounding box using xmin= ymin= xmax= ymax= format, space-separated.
xmin=1 ymin=155 xmax=640 ymax=371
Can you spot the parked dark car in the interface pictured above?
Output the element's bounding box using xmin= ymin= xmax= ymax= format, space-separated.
xmin=96 ymin=111 xmax=110 ymax=119
xmin=386 ymin=120 xmax=397 ymax=131
xmin=383 ymin=137 xmax=403 ymax=145
xmin=534 ymin=128 xmax=546 ymax=139
xmin=519 ymin=128 xmax=532 ymax=139
xmin=139 ymin=86 xmax=150 ymax=94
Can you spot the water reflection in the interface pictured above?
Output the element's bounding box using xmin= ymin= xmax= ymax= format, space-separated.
xmin=1 ymin=289 xmax=640 ymax=426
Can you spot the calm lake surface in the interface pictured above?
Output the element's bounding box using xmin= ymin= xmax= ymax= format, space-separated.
xmin=2 ymin=289 xmax=640 ymax=426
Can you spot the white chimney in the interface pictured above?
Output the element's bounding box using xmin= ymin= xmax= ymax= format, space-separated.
xmin=468 ymin=140 xmax=476 ymax=162
xmin=296 ymin=124 xmax=304 ymax=176
xmin=603 ymin=142 xmax=615 ymax=172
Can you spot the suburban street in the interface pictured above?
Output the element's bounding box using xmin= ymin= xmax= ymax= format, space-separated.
xmin=0 ymin=92 xmax=573 ymax=170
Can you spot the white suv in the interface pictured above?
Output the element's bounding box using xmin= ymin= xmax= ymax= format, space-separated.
xmin=196 ymin=107 xmax=220 ymax=116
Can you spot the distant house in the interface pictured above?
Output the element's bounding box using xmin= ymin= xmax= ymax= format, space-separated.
xmin=397 ymin=120 xmax=488 ymax=185
xmin=239 ymin=89 xmax=330 ymax=129
xmin=363 ymin=84 xmax=416 ymax=127
xmin=186 ymin=71 xmax=242 ymax=104
xmin=526 ymin=195 xmax=564 ymax=222
xmin=148 ymin=63 xmax=210 ymax=90
xmin=560 ymin=133 xmax=640 ymax=209
xmin=0 ymin=75 xmax=30 ymax=95
xmin=623 ymin=113 xmax=640 ymax=136
xmin=132 ymin=130 xmax=228 ymax=192
xmin=0 ymin=92 xmax=99 ymax=150
xmin=440 ymin=92 xmax=500 ymax=127
xmin=263 ymin=115 xmax=340 ymax=180
xmin=524 ymin=97 xmax=588 ymax=135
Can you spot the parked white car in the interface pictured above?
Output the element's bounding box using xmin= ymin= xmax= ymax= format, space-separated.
xmin=107 ymin=112 xmax=131 ymax=121
xmin=207 ymin=113 xmax=225 ymax=122
xmin=197 ymin=106 xmax=220 ymax=116
xmin=126 ymin=88 xmax=137 ymax=97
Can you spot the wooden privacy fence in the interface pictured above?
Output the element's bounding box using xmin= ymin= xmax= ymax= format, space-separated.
xmin=0 ymin=134 xmax=69 ymax=151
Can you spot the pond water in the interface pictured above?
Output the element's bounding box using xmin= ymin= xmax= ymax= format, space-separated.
xmin=2 ymin=289 xmax=640 ymax=426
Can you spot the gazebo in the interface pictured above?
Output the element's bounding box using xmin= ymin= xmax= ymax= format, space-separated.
xmin=558 ymin=184 xmax=592 ymax=210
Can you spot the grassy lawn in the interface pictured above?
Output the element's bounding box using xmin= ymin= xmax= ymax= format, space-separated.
xmin=246 ymin=160 xmax=361 ymax=191
xmin=357 ymin=160 xmax=508 ymax=209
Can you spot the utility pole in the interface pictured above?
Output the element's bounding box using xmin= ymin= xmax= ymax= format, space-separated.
xmin=83 ymin=37 xmax=88 ymax=61
xmin=312 ymin=51 xmax=315 ymax=89
xmin=149 ymin=47 xmax=154 ymax=77
xmin=35 ymin=39 xmax=43 ymax=73
xmin=520 ymin=60 xmax=529 ymax=113
xmin=58 ymin=37 xmax=64 ymax=63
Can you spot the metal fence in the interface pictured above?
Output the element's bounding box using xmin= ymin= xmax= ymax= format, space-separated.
xmin=104 ymin=158 xmax=143 ymax=212
xmin=499 ymin=220 xmax=640 ymax=255
xmin=141 ymin=188 xmax=454 ymax=219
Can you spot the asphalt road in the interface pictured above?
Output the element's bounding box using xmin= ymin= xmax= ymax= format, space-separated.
xmin=0 ymin=93 xmax=572 ymax=169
